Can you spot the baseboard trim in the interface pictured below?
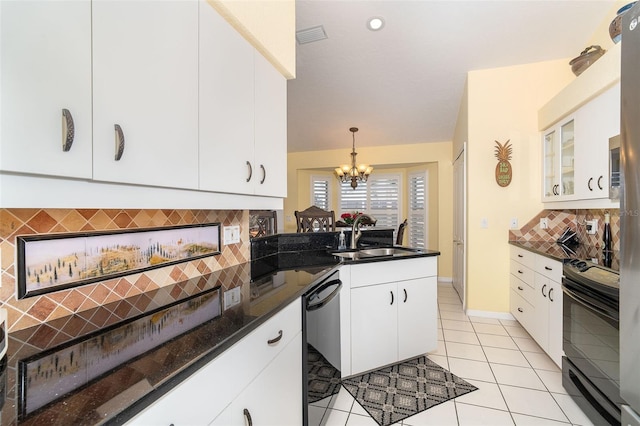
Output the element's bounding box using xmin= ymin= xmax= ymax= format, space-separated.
xmin=464 ymin=309 xmax=516 ymax=321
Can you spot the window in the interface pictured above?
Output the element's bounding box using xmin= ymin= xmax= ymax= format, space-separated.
xmin=339 ymin=174 xmax=401 ymax=231
xmin=408 ymin=171 xmax=428 ymax=249
xmin=310 ymin=175 xmax=331 ymax=210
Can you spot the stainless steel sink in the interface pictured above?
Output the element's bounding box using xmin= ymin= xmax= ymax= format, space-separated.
xmin=332 ymin=251 xmax=360 ymax=259
xmin=331 ymin=247 xmax=418 ymax=260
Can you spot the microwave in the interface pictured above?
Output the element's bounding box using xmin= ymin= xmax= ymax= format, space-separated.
xmin=610 ymin=134 xmax=621 ymax=201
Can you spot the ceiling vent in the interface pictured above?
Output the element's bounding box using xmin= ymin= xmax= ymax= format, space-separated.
xmin=296 ymin=25 xmax=328 ymax=45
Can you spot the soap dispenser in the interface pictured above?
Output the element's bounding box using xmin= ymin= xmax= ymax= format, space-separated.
xmin=338 ymin=229 xmax=346 ymax=250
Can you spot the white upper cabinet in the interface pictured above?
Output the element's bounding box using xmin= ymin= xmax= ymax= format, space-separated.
xmin=0 ymin=0 xmax=92 ymax=179
xmin=573 ymin=83 xmax=620 ymax=200
xmin=254 ymin=51 xmax=287 ymax=197
xmin=199 ymin=3 xmax=255 ymax=194
xmin=199 ymin=6 xmax=287 ymax=198
xmin=92 ymin=0 xmax=199 ymax=189
xmin=541 ymin=83 xmax=620 ymax=203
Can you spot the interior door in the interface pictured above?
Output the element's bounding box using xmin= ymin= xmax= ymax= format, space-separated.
xmin=453 ymin=146 xmax=466 ymax=308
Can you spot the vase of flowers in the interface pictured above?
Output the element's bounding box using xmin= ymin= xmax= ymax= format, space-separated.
xmin=340 ymin=211 xmax=362 ymax=225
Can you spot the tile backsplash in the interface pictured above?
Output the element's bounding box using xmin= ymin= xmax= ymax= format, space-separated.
xmin=509 ymin=208 xmax=620 ymax=251
xmin=0 ymin=209 xmax=249 ymax=332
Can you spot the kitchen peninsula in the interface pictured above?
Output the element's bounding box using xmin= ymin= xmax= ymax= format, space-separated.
xmin=0 ymin=232 xmax=439 ymax=425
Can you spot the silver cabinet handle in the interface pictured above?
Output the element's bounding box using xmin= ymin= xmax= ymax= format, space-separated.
xmin=246 ymin=161 xmax=253 ymax=182
xmin=114 ymin=124 xmax=125 ymax=161
xmin=267 ymin=330 xmax=283 ymax=345
xmin=517 ymin=286 xmax=524 ymax=291
xmin=549 ymin=287 xmax=554 ymax=302
xmin=597 ymin=176 xmax=603 ymax=190
xmin=542 ymin=283 xmax=547 ymax=297
xmin=243 ymin=409 xmax=253 ymax=426
xmin=588 ymin=177 xmax=593 ymax=191
xmin=517 ymin=270 xmax=523 ymax=274
xmin=62 ymin=109 xmax=75 ymax=152
xmin=403 ymin=288 xmax=407 ymax=303
xmin=390 ymin=291 xmax=394 ymax=305
xmin=260 ymin=164 xmax=266 ymax=184
xmin=517 ymin=254 xmax=523 ymax=258
xmin=518 ymin=307 xmax=523 ymax=313
xmin=545 ymin=266 xmax=552 ymax=271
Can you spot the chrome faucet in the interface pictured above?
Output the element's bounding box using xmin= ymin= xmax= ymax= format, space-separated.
xmin=350 ymin=214 xmax=377 ymax=249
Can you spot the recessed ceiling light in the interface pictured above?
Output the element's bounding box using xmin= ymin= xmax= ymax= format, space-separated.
xmin=367 ymin=17 xmax=385 ymax=31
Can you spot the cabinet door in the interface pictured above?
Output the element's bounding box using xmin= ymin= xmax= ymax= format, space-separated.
xmin=398 ymin=277 xmax=437 ymax=360
xmin=546 ymin=280 xmax=563 ymax=367
xmin=542 ymin=128 xmax=559 ymax=200
xmin=254 ymin=52 xmax=287 ymax=197
xmin=92 ymin=0 xmax=199 ymax=189
xmin=351 ymin=283 xmax=397 ymax=374
xmin=199 ymin=2 xmax=255 ymax=194
xmin=532 ymin=273 xmax=551 ymax=351
xmin=560 ymin=119 xmax=575 ymax=198
xmin=211 ymin=332 xmax=303 ymax=425
xmin=0 ymin=0 xmax=92 ymax=178
xmin=574 ymin=84 xmax=620 ymax=200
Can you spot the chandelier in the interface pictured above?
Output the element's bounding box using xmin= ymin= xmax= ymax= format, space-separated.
xmin=334 ymin=127 xmax=373 ymax=189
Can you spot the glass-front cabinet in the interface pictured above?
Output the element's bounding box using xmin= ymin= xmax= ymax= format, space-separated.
xmin=560 ymin=120 xmax=575 ymax=197
xmin=542 ymin=117 xmax=576 ymax=201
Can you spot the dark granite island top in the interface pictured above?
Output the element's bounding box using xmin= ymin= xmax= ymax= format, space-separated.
xmin=0 ymin=234 xmax=440 ymax=425
xmin=0 ymin=261 xmax=335 ymax=426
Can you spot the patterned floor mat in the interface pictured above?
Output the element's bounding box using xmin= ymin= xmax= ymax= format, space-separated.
xmin=341 ymin=355 xmax=478 ymax=426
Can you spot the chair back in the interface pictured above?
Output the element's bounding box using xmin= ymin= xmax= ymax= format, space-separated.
xmin=250 ymin=210 xmax=277 ymax=238
xmin=396 ymin=219 xmax=408 ymax=245
xmin=294 ymin=206 xmax=336 ymax=232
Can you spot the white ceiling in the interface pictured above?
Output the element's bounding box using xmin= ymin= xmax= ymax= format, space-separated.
xmin=287 ymin=0 xmax=616 ymax=153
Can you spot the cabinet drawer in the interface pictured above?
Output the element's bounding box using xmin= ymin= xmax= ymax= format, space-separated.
xmin=510 ymin=259 xmax=534 ymax=287
xmin=510 ymin=275 xmax=535 ymax=304
xmin=535 ymin=256 xmax=562 ymax=282
xmin=130 ymin=298 xmax=301 ymax=425
xmin=350 ymin=257 xmax=437 ymax=288
xmin=510 ymin=246 xmax=535 ymax=269
xmin=510 ymin=289 xmax=534 ymax=331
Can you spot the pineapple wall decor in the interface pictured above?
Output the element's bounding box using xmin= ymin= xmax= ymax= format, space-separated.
xmin=494 ymin=140 xmax=513 ymax=187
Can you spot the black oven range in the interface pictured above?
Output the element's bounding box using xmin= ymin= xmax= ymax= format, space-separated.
xmin=562 ymin=258 xmax=622 ymax=426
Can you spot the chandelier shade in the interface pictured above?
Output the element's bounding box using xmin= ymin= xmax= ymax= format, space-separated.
xmin=335 ymin=127 xmax=373 ymax=189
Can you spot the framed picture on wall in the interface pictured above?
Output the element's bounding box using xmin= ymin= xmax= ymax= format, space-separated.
xmin=16 ymin=223 xmax=221 ymax=298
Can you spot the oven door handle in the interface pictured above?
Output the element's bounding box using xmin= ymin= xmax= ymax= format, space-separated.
xmin=306 ymin=279 xmax=342 ymax=311
xmin=562 ymin=284 xmax=618 ymax=322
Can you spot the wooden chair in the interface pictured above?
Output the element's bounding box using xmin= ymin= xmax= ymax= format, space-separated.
xmin=294 ymin=206 xmax=336 ymax=232
xmin=250 ymin=210 xmax=277 ymax=238
xmin=396 ymin=219 xmax=408 ymax=245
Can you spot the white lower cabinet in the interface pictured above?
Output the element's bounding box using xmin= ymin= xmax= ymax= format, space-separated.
xmin=211 ymin=332 xmax=302 ymax=426
xmin=509 ymin=246 xmax=563 ymax=367
xmin=347 ymin=258 xmax=438 ymax=376
xmin=128 ymin=298 xmax=301 ymax=425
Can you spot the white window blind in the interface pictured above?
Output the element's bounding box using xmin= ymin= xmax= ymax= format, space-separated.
xmin=408 ymin=171 xmax=428 ymax=249
xmin=311 ymin=176 xmax=331 ymax=210
xmin=339 ymin=174 xmax=401 ymax=231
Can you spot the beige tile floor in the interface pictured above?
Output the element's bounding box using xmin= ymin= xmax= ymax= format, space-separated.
xmin=308 ymin=282 xmax=595 ymax=426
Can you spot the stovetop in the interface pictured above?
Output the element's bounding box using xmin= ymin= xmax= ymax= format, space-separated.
xmin=563 ymin=257 xmax=620 ymax=300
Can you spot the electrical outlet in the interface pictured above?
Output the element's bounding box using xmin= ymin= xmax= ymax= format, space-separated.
xmin=510 ymin=218 xmax=518 ymax=229
xmin=540 ymin=217 xmax=549 ymax=229
xmin=224 ymin=287 xmax=241 ymax=310
xmin=224 ymin=225 xmax=240 ymax=245
xmin=586 ymin=219 xmax=598 ymax=235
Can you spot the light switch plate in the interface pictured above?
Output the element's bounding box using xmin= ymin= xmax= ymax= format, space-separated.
xmin=224 ymin=225 xmax=240 ymax=245
xmin=224 ymin=287 xmax=241 ymax=310
xmin=510 ymin=218 xmax=518 ymax=229
xmin=540 ymin=217 xmax=549 ymax=229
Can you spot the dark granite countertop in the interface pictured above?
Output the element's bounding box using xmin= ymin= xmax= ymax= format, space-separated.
xmin=509 ymin=240 xmax=619 ymax=271
xmin=0 ymin=242 xmax=440 ymax=425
